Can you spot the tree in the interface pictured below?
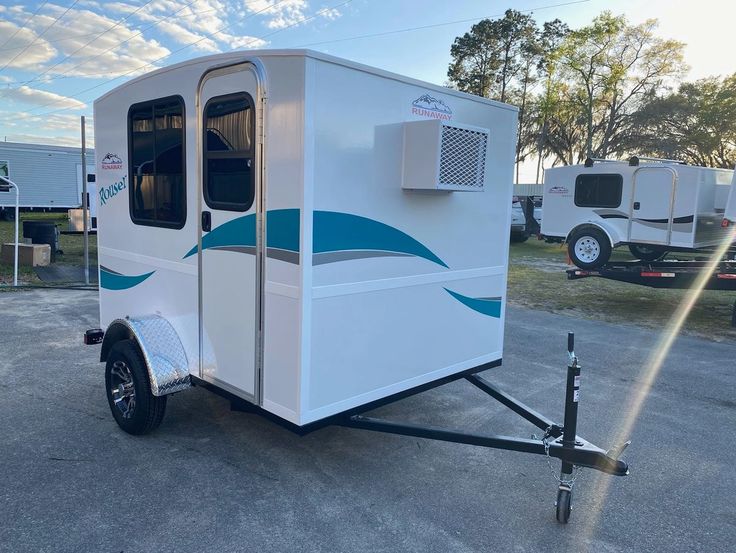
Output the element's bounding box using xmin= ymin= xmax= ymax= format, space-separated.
xmin=632 ymin=75 xmax=736 ymax=167
xmin=448 ymin=10 xmax=537 ymax=103
xmin=550 ymin=13 xmax=686 ymax=162
xmin=533 ymin=19 xmax=569 ymax=181
xmin=448 ymin=9 xmax=538 ymax=179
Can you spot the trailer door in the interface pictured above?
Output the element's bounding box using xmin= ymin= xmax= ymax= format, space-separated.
xmin=628 ymin=167 xmax=676 ymax=245
xmin=198 ymin=64 xmax=261 ymax=402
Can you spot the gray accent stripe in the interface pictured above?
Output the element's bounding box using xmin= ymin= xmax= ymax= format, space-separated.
xmin=209 ymin=245 xmax=257 ymax=255
xmin=479 ymin=296 xmax=502 ymax=301
xmin=313 ymin=250 xmax=412 ymax=266
xmin=266 ymin=248 xmax=299 ymax=264
xmin=99 ymin=265 xmax=122 ymax=275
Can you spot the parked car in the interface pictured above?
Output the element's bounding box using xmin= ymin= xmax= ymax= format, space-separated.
xmin=510 ymin=196 xmax=528 ymax=242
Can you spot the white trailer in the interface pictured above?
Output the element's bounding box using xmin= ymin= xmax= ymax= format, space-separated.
xmin=541 ymin=157 xmax=733 ymax=268
xmin=0 ymin=141 xmax=96 ymax=218
xmin=89 ymin=50 xmax=628 ymax=522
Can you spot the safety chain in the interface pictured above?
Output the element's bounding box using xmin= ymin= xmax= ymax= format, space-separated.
xmin=533 ymin=426 xmax=583 ymax=488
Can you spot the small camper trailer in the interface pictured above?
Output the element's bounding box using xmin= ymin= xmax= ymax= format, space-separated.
xmin=542 ymin=158 xmax=733 ymax=269
xmin=89 ymin=52 xmax=629 ymax=523
xmin=92 ymin=50 xmax=518 ymax=429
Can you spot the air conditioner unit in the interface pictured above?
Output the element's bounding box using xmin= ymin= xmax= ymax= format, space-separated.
xmin=401 ymin=119 xmax=489 ymax=192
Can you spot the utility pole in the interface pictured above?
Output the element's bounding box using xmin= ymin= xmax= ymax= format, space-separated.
xmin=81 ymin=116 xmax=89 ymax=285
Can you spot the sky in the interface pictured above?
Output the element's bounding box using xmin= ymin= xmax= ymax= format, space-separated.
xmin=1 ymin=0 xmax=735 ymax=168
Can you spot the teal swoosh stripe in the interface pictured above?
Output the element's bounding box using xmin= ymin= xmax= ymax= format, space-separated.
xmin=183 ymin=213 xmax=256 ymax=259
xmin=183 ymin=209 xmax=300 ymax=259
xmin=313 ymin=211 xmax=448 ymax=268
xmin=445 ymin=288 xmax=502 ymax=318
xmin=267 ymin=208 xmax=300 ymax=253
xmin=182 ymin=209 xmax=445 ymax=269
xmin=100 ymin=267 xmax=155 ymax=290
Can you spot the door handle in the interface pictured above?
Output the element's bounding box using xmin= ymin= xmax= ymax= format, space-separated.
xmin=201 ymin=211 xmax=211 ymax=232
xmin=633 ymin=202 xmax=640 ymax=210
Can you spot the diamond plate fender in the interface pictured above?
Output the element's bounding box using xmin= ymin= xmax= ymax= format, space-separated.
xmin=100 ymin=316 xmax=191 ymax=396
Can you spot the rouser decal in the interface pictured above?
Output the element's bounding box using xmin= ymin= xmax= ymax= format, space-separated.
xmin=99 ymin=175 xmax=127 ymax=206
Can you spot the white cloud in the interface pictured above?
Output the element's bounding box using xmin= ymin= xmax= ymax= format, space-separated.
xmin=156 ymin=20 xmax=220 ymax=53
xmin=1 ymin=3 xmax=171 ymax=79
xmin=244 ymin=0 xmax=309 ymax=29
xmin=0 ymin=86 xmax=86 ymax=110
xmin=0 ymin=20 xmax=57 ymax=69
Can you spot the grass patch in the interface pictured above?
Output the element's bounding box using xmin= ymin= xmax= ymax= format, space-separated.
xmin=508 ymin=239 xmax=736 ymax=341
xmin=0 ymin=213 xmax=97 ymax=286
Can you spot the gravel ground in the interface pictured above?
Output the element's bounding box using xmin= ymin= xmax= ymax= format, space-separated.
xmin=1 ymin=289 xmax=734 ymax=552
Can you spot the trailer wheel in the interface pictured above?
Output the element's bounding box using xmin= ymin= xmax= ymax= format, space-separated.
xmin=555 ymin=486 xmax=572 ymax=524
xmin=568 ymin=228 xmax=611 ymax=269
xmin=628 ymin=244 xmax=667 ymax=262
xmin=105 ymin=339 xmax=167 ymax=435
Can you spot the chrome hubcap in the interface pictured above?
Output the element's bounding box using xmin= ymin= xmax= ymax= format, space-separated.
xmin=574 ymin=236 xmax=600 ymax=263
xmin=110 ymin=361 xmax=136 ymax=419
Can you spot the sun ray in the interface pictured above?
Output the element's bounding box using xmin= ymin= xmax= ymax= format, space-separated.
xmin=579 ymin=224 xmax=736 ymax=544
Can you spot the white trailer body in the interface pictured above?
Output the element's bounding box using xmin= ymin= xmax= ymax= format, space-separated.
xmin=0 ymin=141 xmax=96 ymax=210
xmin=721 ymin=167 xmax=736 ymax=226
xmin=93 ymin=50 xmax=517 ymax=427
xmin=541 ymin=160 xmax=732 ymax=267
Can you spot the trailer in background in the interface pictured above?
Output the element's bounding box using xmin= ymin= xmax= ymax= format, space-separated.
xmin=0 ymin=141 xmax=96 ymax=219
xmin=542 ymin=157 xmax=733 ymax=269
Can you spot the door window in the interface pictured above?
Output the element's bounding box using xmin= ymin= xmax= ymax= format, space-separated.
xmin=203 ymin=93 xmax=255 ymax=211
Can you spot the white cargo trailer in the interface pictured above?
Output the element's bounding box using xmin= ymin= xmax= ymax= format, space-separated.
xmin=89 ymin=51 xmax=628 ymax=522
xmin=541 ymin=157 xmax=733 ymax=268
xmin=0 ymin=141 xmax=96 ymax=218
xmin=92 ymin=49 xmax=516 ymax=426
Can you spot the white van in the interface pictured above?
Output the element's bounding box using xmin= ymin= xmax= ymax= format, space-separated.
xmin=542 ymin=158 xmax=732 ymax=268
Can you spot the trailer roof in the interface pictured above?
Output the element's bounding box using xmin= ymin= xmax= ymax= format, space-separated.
xmin=0 ymin=140 xmax=95 ymax=156
xmin=94 ymin=49 xmax=518 ymax=113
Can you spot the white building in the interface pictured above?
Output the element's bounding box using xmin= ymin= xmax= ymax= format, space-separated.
xmin=0 ymin=141 xmax=96 ymax=215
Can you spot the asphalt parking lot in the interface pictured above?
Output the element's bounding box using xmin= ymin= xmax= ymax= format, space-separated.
xmin=1 ymin=289 xmax=735 ymax=552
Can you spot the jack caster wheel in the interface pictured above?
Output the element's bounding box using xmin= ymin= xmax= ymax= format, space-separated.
xmin=555 ymin=486 xmax=572 ymax=524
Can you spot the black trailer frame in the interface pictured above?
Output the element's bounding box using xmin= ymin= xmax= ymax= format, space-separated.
xmin=567 ymin=259 xmax=736 ymax=324
xmin=220 ymin=332 xmax=630 ymax=524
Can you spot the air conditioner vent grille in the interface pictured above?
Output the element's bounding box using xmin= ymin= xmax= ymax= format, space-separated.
xmin=439 ymin=124 xmax=488 ymax=189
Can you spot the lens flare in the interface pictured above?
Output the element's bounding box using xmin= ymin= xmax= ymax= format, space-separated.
xmin=580 ymin=224 xmax=736 ymax=541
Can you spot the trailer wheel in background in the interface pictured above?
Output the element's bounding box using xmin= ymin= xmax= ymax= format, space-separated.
xmin=568 ymin=227 xmax=611 ymax=269
xmin=510 ymin=231 xmax=529 ymax=243
xmin=628 ymin=244 xmax=667 ymax=262
xmin=555 ymin=486 xmax=572 ymax=523
xmin=105 ymin=339 xmax=167 ymax=435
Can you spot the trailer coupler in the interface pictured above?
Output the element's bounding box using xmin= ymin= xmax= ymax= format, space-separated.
xmin=339 ymin=332 xmax=629 ymax=524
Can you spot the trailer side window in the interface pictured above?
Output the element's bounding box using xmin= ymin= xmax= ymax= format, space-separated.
xmin=203 ymin=93 xmax=254 ymax=212
xmin=128 ymin=96 xmax=186 ymax=229
xmin=574 ymin=174 xmax=623 ymax=208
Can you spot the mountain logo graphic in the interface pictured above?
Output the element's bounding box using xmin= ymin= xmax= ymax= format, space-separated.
xmin=101 ymin=153 xmax=123 ymax=170
xmin=411 ymin=93 xmax=453 ymax=120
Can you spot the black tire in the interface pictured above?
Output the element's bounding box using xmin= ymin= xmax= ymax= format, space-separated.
xmin=568 ymin=227 xmax=611 ymax=269
xmin=556 ymin=486 xmax=572 ymax=524
xmin=105 ymin=339 xmax=167 ymax=435
xmin=510 ymin=232 xmax=529 ymax=243
xmin=628 ymin=244 xmax=667 ymax=262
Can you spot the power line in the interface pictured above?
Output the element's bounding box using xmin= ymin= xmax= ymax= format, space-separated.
xmin=17 ymin=0 xmax=157 ymax=88
xmin=295 ymin=0 xmax=590 ymax=48
xmin=14 ymin=0 xmax=352 ymax=120
xmin=0 ymin=6 xmax=220 ymax=54
xmin=30 ymin=0 xmax=201 ymax=86
xmin=0 ymin=0 xmax=80 ymax=74
xmin=0 ymin=1 xmax=49 ymax=51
